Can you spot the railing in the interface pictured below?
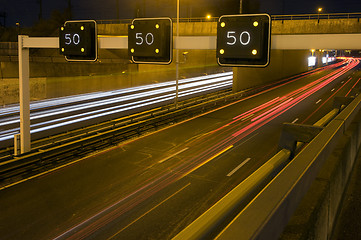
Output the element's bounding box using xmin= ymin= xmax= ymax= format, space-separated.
xmin=96 ymin=17 xmax=218 ymax=25
xmin=272 ymin=12 xmax=361 ymax=20
xmin=97 ymin=13 xmax=361 ymax=25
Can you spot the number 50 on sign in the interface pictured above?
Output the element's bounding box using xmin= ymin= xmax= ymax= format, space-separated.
xmin=216 ymin=14 xmax=271 ymax=67
xmin=128 ymin=17 xmax=173 ymax=64
xmin=59 ymin=20 xmax=97 ymax=62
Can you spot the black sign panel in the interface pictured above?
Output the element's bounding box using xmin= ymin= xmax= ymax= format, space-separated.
xmin=128 ymin=18 xmax=172 ymax=64
xmin=217 ymin=14 xmax=271 ymax=67
xmin=59 ymin=20 xmax=97 ymax=61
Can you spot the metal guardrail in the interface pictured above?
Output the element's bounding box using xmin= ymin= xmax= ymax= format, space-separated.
xmin=0 ymin=88 xmax=230 ymax=151
xmin=0 ymin=88 xmax=236 ymax=183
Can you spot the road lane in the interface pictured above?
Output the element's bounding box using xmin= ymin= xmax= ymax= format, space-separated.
xmin=0 ymin=59 xmax=360 ymax=240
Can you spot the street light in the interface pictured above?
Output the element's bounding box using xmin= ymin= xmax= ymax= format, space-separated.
xmin=16 ymin=22 xmax=20 ymax=35
xmin=317 ymin=7 xmax=323 ymax=21
xmin=206 ymin=14 xmax=211 ymax=20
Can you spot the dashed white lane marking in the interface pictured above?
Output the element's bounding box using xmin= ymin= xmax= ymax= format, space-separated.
xmin=227 ymin=158 xmax=251 ymax=177
xmin=158 ymin=147 xmax=189 ymax=163
xmin=292 ymin=118 xmax=299 ymax=124
xmin=241 ymin=114 xmax=254 ymax=121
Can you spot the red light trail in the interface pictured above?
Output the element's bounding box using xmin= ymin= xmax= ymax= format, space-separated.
xmin=54 ymin=58 xmax=360 ymax=240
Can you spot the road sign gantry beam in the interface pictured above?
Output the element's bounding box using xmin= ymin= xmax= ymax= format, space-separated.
xmin=17 ymin=33 xmax=361 ymax=153
xmin=22 ymin=34 xmax=361 ymax=50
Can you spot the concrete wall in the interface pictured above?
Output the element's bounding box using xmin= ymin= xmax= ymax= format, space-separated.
xmin=97 ymin=22 xmax=217 ymax=36
xmin=137 ymin=49 xmax=227 ymax=83
xmin=233 ymin=49 xmax=311 ymax=91
xmin=0 ymin=59 xmax=128 ymax=78
xmin=98 ymin=18 xmax=361 ymax=36
xmin=99 ymin=18 xmax=361 ymax=35
xmin=280 ymin=112 xmax=361 ymax=240
xmin=0 ymin=77 xmax=46 ymax=106
xmin=98 ymin=22 xmax=221 ymax=89
xmin=273 ymin=18 xmax=361 ymax=34
xmin=0 ymin=22 xmax=224 ymax=105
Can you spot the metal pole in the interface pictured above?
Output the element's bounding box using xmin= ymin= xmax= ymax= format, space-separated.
xmin=18 ymin=35 xmax=31 ymax=153
xmin=175 ymin=0 xmax=180 ymax=108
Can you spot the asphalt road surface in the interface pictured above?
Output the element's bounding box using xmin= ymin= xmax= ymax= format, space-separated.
xmin=0 ymin=59 xmax=360 ymax=240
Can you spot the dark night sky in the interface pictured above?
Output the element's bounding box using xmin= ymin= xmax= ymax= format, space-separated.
xmin=1 ymin=0 xmax=361 ymax=27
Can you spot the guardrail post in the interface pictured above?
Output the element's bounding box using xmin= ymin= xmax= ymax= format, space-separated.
xmin=14 ymin=133 xmax=21 ymax=155
xmin=18 ymin=35 xmax=31 ymax=153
